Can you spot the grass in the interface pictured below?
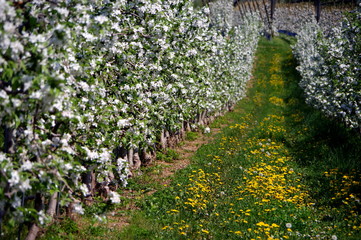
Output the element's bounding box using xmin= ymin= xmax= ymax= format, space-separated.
xmin=117 ymin=36 xmax=361 ymax=239
xmin=40 ymin=36 xmax=361 ymax=239
xmin=156 ymin=148 xmax=180 ymax=163
xmin=185 ymin=131 xmax=199 ymax=141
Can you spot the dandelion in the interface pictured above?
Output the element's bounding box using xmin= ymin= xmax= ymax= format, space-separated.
xmin=286 ymin=223 xmax=292 ymax=228
xmin=201 ymin=229 xmax=209 ymax=234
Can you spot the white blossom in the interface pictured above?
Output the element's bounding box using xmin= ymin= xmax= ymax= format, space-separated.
xmin=204 ymin=127 xmax=211 ymax=133
xmin=38 ymin=210 xmax=48 ymax=225
xmin=8 ymin=171 xmax=20 ymax=187
xmin=95 ymin=15 xmax=109 ymax=24
xmin=79 ymin=184 xmax=90 ymax=196
xmin=0 ymin=153 xmax=7 ymax=163
xmin=73 ymin=203 xmax=84 ymax=215
xmin=19 ymin=179 xmax=32 ymax=192
xmin=21 ymin=161 xmax=33 ymax=171
xmin=109 ymin=191 xmax=121 ymax=204
xmin=11 ymin=196 xmax=21 ymax=209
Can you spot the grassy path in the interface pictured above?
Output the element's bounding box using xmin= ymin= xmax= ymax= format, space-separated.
xmin=118 ymin=37 xmax=361 ymax=240
xmin=41 ymin=37 xmax=361 ymax=240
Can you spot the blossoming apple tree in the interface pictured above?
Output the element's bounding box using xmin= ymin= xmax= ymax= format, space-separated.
xmin=0 ymin=0 xmax=262 ymax=238
xmin=293 ymin=6 xmax=360 ymax=130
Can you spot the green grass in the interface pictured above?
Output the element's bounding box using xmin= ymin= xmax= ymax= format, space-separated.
xmin=185 ymin=131 xmax=199 ymax=141
xmin=41 ymin=36 xmax=361 ymax=239
xmin=118 ymin=36 xmax=361 ymax=239
xmin=156 ymin=148 xmax=180 ymax=163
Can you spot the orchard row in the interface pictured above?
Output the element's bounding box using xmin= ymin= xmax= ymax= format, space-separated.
xmin=293 ymin=7 xmax=360 ymax=130
xmin=0 ymin=0 xmax=261 ymax=237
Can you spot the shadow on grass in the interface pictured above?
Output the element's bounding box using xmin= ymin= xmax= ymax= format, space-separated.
xmin=281 ymin=44 xmax=361 ymax=171
xmin=278 ymin=36 xmax=361 ymax=209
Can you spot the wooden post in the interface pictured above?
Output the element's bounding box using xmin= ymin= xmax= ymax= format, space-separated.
xmin=262 ymin=0 xmax=272 ymax=36
xmin=315 ymin=0 xmax=321 ymax=22
xmin=270 ymin=0 xmax=275 ymax=20
xmin=270 ymin=0 xmax=276 ymax=36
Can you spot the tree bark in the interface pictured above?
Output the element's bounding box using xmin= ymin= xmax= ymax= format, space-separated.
xmin=25 ymin=193 xmax=44 ymax=240
xmin=141 ymin=149 xmax=153 ymax=166
xmin=185 ymin=122 xmax=191 ymax=132
xmin=46 ymin=192 xmax=58 ymax=217
xmin=82 ymin=170 xmax=95 ymax=196
xmin=160 ymin=130 xmax=167 ymax=149
xmin=25 ymin=224 xmax=40 ymax=240
xmin=128 ymin=148 xmax=134 ymax=168
xmin=133 ymin=151 xmax=141 ymax=170
xmin=4 ymin=126 xmax=16 ymax=153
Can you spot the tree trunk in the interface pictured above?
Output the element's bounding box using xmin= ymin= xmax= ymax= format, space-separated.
xmin=82 ymin=170 xmax=95 ymax=196
xmin=65 ymin=201 xmax=74 ymax=220
xmin=25 ymin=224 xmax=40 ymax=240
xmin=133 ymin=151 xmax=141 ymax=170
xmin=46 ymin=192 xmax=58 ymax=217
xmin=141 ymin=149 xmax=153 ymax=166
xmin=25 ymin=193 xmax=44 ymax=240
xmin=4 ymin=126 xmax=16 ymax=153
xmin=128 ymin=148 xmax=134 ymax=168
xmin=160 ymin=130 xmax=167 ymax=149
xmin=185 ymin=122 xmax=191 ymax=132
xmin=254 ymin=0 xmax=264 ymax=23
